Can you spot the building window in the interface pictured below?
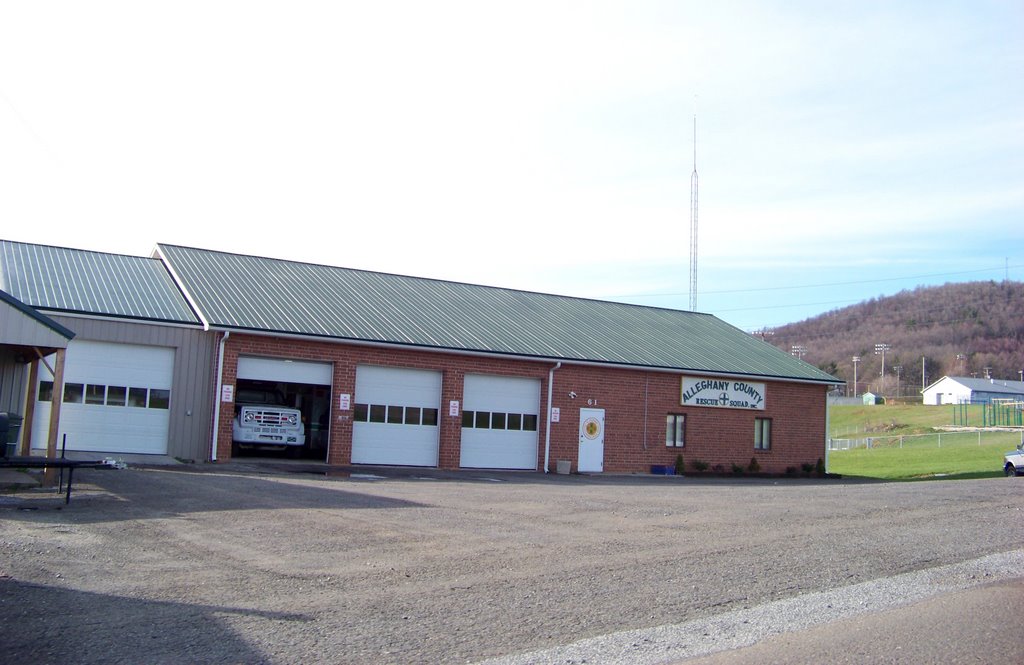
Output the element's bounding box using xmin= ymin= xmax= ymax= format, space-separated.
xmin=666 ymin=414 xmax=685 ymax=447
xmin=754 ymin=418 xmax=772 ymax=450
xmin=39 ymin=381 xmax=54 ymax=402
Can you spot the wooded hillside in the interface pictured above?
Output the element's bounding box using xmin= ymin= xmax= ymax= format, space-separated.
xmin=765 ymin=281 xmax=1024 ymax=397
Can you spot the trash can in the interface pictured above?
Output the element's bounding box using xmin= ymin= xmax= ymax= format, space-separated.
xmin=1 ymin=412 xmax=22 ymax=457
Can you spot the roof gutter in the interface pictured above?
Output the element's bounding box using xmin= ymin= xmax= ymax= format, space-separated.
xmin=543 ymin=362 xmax=561 ymax=473
xmin=210 ymin=330 xmax=230 ymax=462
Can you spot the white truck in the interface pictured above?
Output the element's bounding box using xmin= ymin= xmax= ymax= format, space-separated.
xmin=232 ymin=386 xmax=305 ymax=452
xmin=1004 ymin=444 xmax=1024 ymax=477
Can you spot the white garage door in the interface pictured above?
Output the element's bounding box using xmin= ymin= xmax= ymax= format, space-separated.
xmin=460 ymin=374 xmax=541 ymax=470
xmin=352 ymin=365 xmax=441 ymax=466
xmin=237 ymin=356 xmax=333 ymax=385
xmin=31 ymin=340 xmax=174 ymax=455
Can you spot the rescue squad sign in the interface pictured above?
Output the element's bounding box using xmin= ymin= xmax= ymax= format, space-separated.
xmin=681 ymin=377 xmax=766 ymax=410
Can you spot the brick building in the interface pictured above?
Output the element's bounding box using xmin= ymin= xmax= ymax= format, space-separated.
xmin=2 ymin=239 xmax=840 ymax=474
xmin=157 ymin=244 xmax=840 ymax=474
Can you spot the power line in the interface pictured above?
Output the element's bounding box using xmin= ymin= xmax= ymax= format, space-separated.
xmin=616 ymin=263 xmax=1023 ymax=300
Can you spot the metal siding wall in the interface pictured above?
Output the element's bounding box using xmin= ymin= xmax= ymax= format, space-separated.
xmin=49 ymin=316 xmax=216 ymax=460
xmin=0 ymin=350 xmax=27 ymax=414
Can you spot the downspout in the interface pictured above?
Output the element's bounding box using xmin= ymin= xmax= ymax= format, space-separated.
xmin=824 ymin=386 xmax=831 ymax=473
xmin=210 ymin=331 xmax=230 ymax=462
xmin=543 ymin=362 xmax=561 ymax=473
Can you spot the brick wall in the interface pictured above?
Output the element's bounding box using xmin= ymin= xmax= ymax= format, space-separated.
xmin=214 ymin=333 xmax=829 ymax=474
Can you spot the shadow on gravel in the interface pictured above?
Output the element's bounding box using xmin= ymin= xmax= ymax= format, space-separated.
xmin=0 ymin=467 xmax=427 ymax=524
xmin=0 ymin=577 xmax=308 ymax=664
xmin=260 ymin=463 xmax=866 ymax=487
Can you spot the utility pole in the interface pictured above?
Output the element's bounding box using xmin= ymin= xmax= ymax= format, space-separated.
xmin=922 ymin=356 xmax=926 ymax=393
xmin=875 ymin=343 xmax=890 ymax=394
xmin=791 ymin=345 xmax=807 ymax=360
xmin=893 ymin=365 xmax=903 ymax=399
xmin=852 ymin=356 xmax=861 ymax=398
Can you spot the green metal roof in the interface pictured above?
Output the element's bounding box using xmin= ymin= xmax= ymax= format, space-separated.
xmin=158 ymin=244 xmax=839 ymax=383
xmin=0 ymin=240 xmax=200 ymax=324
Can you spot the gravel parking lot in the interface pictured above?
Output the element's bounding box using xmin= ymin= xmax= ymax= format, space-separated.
xmin=1 ymin=464 xmax=1022 ymax=664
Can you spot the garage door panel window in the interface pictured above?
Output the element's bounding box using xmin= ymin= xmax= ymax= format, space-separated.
xmin=86 ymin=384 xmax=106 ymax=405
xmin=149 ymin=389 xmax=170 ymax=410
xmin=462 ymin=410 xmax=538 ymax=432
xmin=405 ymin=407 xmax=421 ymax=425
xmin=64 ymin=383 xmax=84 ymax=404
xmin=128 ymin=387 xmax=148 ymax=408
xmin=107 ymin=386 xmax=127 ymax=406
xmin=354 ymin=403 xmax=439 ymax=427
xmin=37 ymin=381 xmax=170 ymax=409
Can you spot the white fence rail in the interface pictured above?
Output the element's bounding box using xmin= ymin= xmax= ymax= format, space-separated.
xmin=828 ymin=429 xmax=1022 ymax=451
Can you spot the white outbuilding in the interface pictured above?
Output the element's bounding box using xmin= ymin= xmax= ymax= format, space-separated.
xmin=921 ymin=376 xmax=1024 ymax=405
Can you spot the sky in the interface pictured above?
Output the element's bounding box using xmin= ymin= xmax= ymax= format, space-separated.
xmin=2 ymin=1 xmax=1022 ymax=333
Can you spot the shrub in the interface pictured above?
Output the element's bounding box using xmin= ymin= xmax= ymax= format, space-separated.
xmin=815 ymin=458 xmax=826 ymax=476
xmin=693 ymin=459 xmax=709 ymax=472
xmin=801 ymin=462 xmax=815 ymax=475
xmin=712 ymin=464 xmax=725 ymax=474
xmin=785 ymin=466 xmax=798 ymax=476
xmin=747 ymin=457 xmax=760 ymax=473
xmin=674 ymin=454 xmax=686 ymax=476
xmin=731 ymin=463 xmax=744 ymax=475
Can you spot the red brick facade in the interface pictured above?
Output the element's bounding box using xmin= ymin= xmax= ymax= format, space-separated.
xmin=214 ymin=332 xmax=829 ymax=474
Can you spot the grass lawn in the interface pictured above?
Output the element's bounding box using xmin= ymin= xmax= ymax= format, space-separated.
xmin=827 ymin=403 xmax=1022 ymax=480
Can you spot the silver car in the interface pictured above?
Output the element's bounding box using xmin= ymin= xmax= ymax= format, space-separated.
xmin=1004 ymin=444 xmax=1024 ymax=477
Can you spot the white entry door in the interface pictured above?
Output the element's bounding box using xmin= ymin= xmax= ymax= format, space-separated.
xmin=577 ymin=408 xmax=605 ymax=473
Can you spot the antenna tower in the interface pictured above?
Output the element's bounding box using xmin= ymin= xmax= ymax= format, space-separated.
xmin=688 ymin=111 xmax=698 ymax=311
